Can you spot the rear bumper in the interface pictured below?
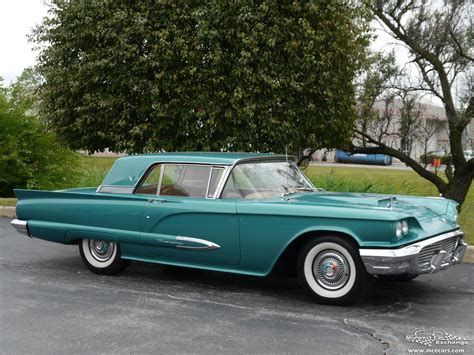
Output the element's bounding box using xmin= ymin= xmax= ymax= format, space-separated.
xmin=11 ymin=219 xmax=31 ymax=238
xmin=360 ymin=230 xmax=466 ymax=275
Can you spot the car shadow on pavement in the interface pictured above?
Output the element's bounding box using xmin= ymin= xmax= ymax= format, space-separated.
xmin=117 ymin=261 xmax=435 ymax=307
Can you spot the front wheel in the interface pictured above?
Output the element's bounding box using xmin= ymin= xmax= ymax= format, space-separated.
xmin=79 ymin=239 xmax=130 ymax=275
xmin=297 ymin=236 xmax=368 ymax=305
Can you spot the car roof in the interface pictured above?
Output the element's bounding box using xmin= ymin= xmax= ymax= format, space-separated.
xmin=101 ymin=152 xmax=291 ymax=188
xmin=127 ymin=152 xmax=287 ymax=165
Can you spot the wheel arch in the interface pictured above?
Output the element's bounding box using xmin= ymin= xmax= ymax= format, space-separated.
xmin=270 ymin=228 xmax=362 ymax=277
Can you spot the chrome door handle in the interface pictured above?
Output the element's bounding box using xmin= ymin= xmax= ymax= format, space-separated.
xmin=148 ymin=198 xmax=167 ymax=204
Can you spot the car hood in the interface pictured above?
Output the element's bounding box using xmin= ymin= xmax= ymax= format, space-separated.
xmin=287 ymin=191 xmax=458 ymax=222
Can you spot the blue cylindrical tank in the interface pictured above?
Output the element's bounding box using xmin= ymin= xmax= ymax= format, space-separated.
xmin=334 ymin=150 xmax=392 ymax=166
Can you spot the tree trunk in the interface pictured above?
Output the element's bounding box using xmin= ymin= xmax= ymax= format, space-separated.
xmin=443 ymin=166 xmax=474 ymax=212
xmin=349 ymin=130 xmax=473 ymax=210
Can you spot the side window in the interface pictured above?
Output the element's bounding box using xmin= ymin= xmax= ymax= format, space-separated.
xmin=207 ymin=167 xmax=224 ymax=198
xmin=135 ymin=165 xmax=161 ymax=195
xmin=159 ymin=165 xmax=211 ymax=198
xmin=221 ymin=165 xmax=251 ymax=199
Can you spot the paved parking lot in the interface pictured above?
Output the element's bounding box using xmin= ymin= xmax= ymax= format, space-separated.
xmin=0 ymin=217 xmax=473 ymax=354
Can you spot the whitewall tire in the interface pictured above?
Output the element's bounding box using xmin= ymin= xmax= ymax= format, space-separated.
xmin=79 ymin=239 xmax=130 ymax=275
xmin=297 ymin=236 xmax=368 ymax=305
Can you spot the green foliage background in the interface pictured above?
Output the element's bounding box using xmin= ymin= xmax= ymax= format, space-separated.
xmin=0 ymin=72 xmax=78 ymax=197
xmin=33 ymin=0 xmax=369 ymax=153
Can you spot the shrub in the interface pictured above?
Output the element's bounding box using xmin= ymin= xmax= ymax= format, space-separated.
xmin=420 ymin=153 xmax=452 ymax=165
xmin=0 ymin=111 xmax=79 ymax=197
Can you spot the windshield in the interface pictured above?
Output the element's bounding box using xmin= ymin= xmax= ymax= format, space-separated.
xmin=222 ymin=161 xmax=315 ymax=199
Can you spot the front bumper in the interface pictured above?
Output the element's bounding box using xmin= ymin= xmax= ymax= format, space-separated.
xmin=360 ymin=230 xmax=467 ymax=275
xmin=11 ymin=219 xmax=31 ymax=238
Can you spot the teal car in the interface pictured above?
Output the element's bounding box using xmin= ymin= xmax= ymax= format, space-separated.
xmin=11 ymin=153 xmax=467 ymax=305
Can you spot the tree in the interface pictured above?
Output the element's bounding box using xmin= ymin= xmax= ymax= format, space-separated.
xmin=6 ymin=67 xmax=42 ymax=115
xmin=350 ymin=0 xmax=473 ymax=208
xmin=0 ymin=71 xmax=78 ymax=197
xmin=354 ymin=51 xmax=400 ymax=143
xmin=32 ymin=1 xmax=369 ymax=155
xmin=398 ymin=92 xmax=422 ymax=157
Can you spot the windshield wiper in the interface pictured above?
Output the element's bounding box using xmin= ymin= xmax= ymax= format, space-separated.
xmin=295 ymin=187 xmax=315 ymax=192
xmin=281 ymin=186 xmax=315 ymax=199
xmin=280 ymin=185 xmax=296 ymax=198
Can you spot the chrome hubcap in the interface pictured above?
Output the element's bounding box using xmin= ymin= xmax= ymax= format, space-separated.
xmin=89 ymin=240 xmax=114 ymax=262
xmin=313 ymin=250 xmax=350 ymax=290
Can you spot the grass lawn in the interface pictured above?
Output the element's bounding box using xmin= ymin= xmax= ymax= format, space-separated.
xmin=1 ymin=156 xmax=472 ymax=244
xmin=75 ymin=155 xmax=118 ymax=187
xmin=0 ymin=198 xmax=17 ymax=206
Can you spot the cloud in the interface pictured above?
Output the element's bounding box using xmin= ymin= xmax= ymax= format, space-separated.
xmin=0 ymin=1 xmax=48 ymax=83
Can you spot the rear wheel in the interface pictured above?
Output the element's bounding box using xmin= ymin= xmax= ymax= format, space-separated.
xmin=297 ymin=236 xmax=368 ymax=305
xmin=79 ymin=239 xmax=130 ymax=275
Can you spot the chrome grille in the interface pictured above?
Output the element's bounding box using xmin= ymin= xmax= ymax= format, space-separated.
xmin=417 ymin=236 xmax=459 ymax=266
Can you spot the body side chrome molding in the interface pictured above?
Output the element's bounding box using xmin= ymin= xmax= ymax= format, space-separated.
xmin=175 ymin=236 xmax=220 ymax=250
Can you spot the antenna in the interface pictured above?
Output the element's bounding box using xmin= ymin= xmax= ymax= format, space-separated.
xmin=285 ymin=146 xmax=289 ymax=193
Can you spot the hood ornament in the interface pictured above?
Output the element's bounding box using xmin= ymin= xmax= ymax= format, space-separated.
xmin=378 ymin=196 xmax=396 ymax=208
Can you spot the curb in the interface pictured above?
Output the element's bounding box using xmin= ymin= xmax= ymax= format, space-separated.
xmin=464 ymin=245 xmax=474 ymax=263
xmin=1 ymin=205 xmax=473 ymax=263
xmin=0 ymin=206 xmax=16 ymax=218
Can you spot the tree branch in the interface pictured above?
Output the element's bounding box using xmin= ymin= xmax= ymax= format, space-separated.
xmin=412 ymin=56 xmax=443 ymax=100
xmin=351 ymin=129 xmax=448 ymax=193
xmin=372 ymin=3 xmax=457 ymax=121
xmin=297 ymin=149 xmax=317 ymax=167
xmin=449 ymin=29 xmax=474 ymax=63
xmin=465 ymin=96 xmax=474 ymax=120
xmin=371 ymin=2 xmax=466 ymax=170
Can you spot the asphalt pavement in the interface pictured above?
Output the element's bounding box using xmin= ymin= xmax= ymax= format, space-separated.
xmin=0 ymin=217 xmax=473 ymax=354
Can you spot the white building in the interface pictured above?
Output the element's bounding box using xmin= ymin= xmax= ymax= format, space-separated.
xmin=310 ymin=100 xmax=473 ymax=163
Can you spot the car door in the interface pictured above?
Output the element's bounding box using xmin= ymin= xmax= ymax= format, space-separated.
xmin=138 ymin=163 xmax=240 ymax=266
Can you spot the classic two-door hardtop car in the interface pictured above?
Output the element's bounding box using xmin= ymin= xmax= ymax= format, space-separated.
xmin=11 ymin=152 xmax=467 ymax=304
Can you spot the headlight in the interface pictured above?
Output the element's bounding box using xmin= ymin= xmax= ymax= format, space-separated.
xmin=396 ymin=220 xmax=409 ymax=239
xmin=395 ymin=222 xmax=403 ymax=239
xmin=402 ymin=220 xmax=409 ymax=235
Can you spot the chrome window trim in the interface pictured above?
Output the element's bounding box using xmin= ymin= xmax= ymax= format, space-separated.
xmin=216 ymin=164 xmax=235 ymax=199
xmin=156 ymin=163 xmax=165 ymax=195
xmin=297 ymin=165 xmax=317 ymax=190
xmin=206 ymin=166 xmax=225 ymax=199
xmin=146 ymin=163 xmax=228 ymax=200
xmin=110 ymin=155 xmax=292 ymax=197
xmin=359 ymin=229 xmax=464 ymax=258
xmin=214 ymin=166 xmax=231 ymax=199
xmin=205 ymin=166 xmax=214 ymax=198
xmin=133 ymin=161 xmax=230 ymax=195
xmin=97 ymin=185 xmax=135 ymax=194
